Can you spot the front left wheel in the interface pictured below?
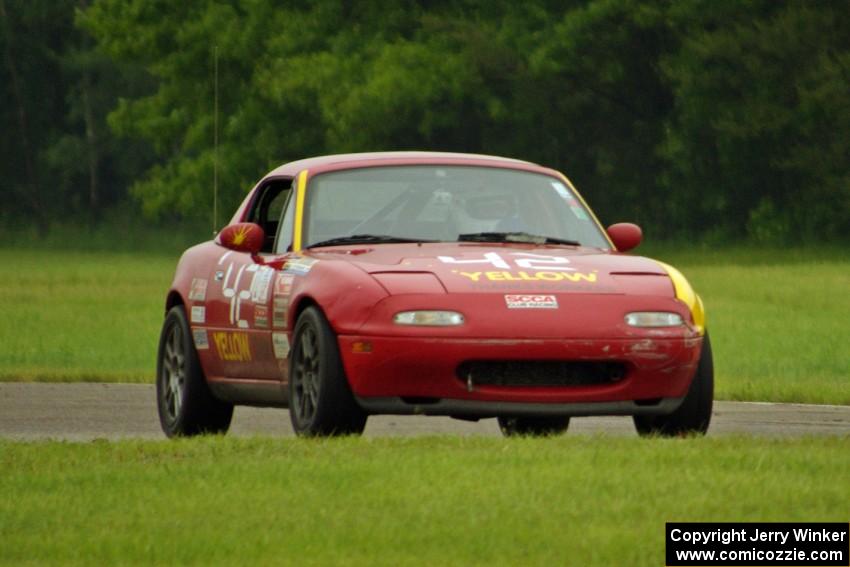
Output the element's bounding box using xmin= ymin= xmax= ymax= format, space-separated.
xmin=289 ymin=306 xmax=367 ymax=436
xmin=633 ymin=332 xmax=714 ymax=437
xmin=157 ymin=305 xmax=233 ymax=437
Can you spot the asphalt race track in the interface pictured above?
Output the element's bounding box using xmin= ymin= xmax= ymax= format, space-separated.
xmin=1 ymin=383 xmax=849 ymax=441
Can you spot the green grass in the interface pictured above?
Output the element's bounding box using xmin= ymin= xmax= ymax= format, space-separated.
xmin=1 ymin=435 xmax=847 ymax=566
xmin=0 ymin=212 xmax=210 ymax=255
xmin=0 ymin=250 xmax=174 ymax=382
xmin=0 ymin=245 xmax=847 ymax=404
xmin=646 ymin=245 xmax=850 ymax=404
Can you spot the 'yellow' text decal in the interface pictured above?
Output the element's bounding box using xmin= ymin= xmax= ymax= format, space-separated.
xmin=458 ymin=271 xmax=597 ymax=283
xmin=212 ymin=332 xmax=252 ymax=362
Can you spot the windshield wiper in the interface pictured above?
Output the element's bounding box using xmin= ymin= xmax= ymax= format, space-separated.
xmin=306 ymin=234 xmax=437 ymax=248
xmin=458 ymin=232 xmax=580 ymax=246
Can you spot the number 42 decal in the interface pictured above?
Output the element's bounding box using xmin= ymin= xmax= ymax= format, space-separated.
xmin=437 ymin=252 xmax=575 ymax=271
xmin=219 ymin=259 xmax=275 ymax=328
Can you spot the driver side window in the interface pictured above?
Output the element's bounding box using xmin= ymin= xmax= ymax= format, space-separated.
xmin=246 ymin=179 xmax=292 ymax=253
xmin=275 ymin=190 xmax=296 ymax=254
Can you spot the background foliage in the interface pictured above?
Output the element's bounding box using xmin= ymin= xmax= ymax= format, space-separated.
xmin=1 ymin=0 xmax=848 ymax=242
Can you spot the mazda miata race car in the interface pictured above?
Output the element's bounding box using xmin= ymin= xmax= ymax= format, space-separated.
xmin=157 ymin=152 xmax=712 ymax=438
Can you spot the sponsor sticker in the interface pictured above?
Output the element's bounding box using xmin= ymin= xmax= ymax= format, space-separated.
xmin=211 ymin=332 xmax=252 ymax=362
xmin=283 ymin=257 xmax=317 ymax=275
xmin=188 ymin=278 xmax=208 ymax=301
xmin=250 ymin=266 xmax=275 ymax=303
xmin=549 ymin=182 xmax=590 ymax=220
xmin=272 ymin=296 xmax=289 ymax=328
xmin=504 ymin=294 xmax=559 ymax=309
xmin=272 ymin=332 xmax=290 ymax=359
xmin=190 ymin=305 xmax=205 ymax=324
xmin=570 ymin=206 xmax=590 ymax=221
xmin=550 ymin=181 xmax=573 ymax=200
xmin=192 ymin=328 xmax=209 ymax=350
xmin=254 ymin=305 xmax=269 ymax=328
xmin=274 ymin=273 xmax=295 ymax=296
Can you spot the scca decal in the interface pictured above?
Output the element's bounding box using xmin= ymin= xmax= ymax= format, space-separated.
xmin=212 ymin=332 xmax=252 ymax=362
xmin=505 ymin=294 xmax=558 ymax=309
xmin=458 ymin=271 xmax=597 ymax=283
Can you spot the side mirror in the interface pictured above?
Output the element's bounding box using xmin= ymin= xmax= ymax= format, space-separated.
xmin=217 ymin=222 xmax=265 ymax=255
xmin=607 ymin=222 xmax=642 ymax=252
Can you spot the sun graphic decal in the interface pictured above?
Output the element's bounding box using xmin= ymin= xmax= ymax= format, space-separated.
xmin=231 ymin=225 xmax=250 ymax=247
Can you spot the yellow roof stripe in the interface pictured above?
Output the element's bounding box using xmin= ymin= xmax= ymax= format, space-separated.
xmin=292 ymin=169 xmax=308 ymax=252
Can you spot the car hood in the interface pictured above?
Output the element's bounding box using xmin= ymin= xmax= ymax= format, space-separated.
xmin=309 ymin=243 xmax=672 ymax=296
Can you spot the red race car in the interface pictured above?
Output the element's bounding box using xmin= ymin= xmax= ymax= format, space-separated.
xmin=157 ymin=152 xmax=711 ymax=438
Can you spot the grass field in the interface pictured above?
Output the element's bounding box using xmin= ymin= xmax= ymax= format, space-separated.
xmin=1 ymin=435 xmax=847 ymax=566
xmin=646 ymin=245 xmax=850 ymax=404
xmin=0 ymin=250 xmax=175 ymax=382
xmin=0 ymin=245 xmax=847 ymax=404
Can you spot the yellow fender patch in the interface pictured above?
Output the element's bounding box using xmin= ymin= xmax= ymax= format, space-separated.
xmin=655 ymin=261 xmax=706 ymax=335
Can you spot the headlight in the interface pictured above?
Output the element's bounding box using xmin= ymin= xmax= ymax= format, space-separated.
xmin=625 ymin=312 xmax=683 ymax=327
xmin=394 ymin=311 xmax=465 ymax=326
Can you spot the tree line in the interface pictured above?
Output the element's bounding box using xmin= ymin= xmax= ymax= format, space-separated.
xmin=2 ymin=0 xmax=848 ymax=242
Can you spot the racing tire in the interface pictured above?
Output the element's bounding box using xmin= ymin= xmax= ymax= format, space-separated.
xmin=156 ymin=305 xmax=234 ymax=437
xmin=497 ymin=416 xmax=570 ymax=437
xmin=289 ymin=306 xmax=367 ymax=437
xmin=633 ymin=332 xmax=714 ymax=437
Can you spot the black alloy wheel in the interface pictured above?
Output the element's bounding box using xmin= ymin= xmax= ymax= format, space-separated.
xmin=289 ymin=306 xmax=367 ymax=436
xmin=156 ymin=305 xmax=233 ymax=437
xmin=633 ymin=332 xmax=714 ymax=437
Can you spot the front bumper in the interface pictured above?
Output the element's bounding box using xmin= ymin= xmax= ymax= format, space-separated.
xmin=355 ymin=397 xmax=685 ymax=418
xmin=338 ymin=335 xmax=702 ymax=417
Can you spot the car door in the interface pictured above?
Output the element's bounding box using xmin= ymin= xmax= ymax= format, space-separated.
xmin=203 ymin=179 xmax=296 ymax=382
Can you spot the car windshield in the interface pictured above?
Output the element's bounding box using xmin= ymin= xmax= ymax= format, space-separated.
xmin=302 ymin=165 xmax=610 ymax=249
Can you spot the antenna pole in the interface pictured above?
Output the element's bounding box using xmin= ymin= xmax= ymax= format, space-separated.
xmin=213 ymin=44 xmax=219 ymax=235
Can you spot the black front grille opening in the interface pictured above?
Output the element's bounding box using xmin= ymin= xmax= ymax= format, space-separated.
xmin=457 ymin=361 xmax=628 ymax=388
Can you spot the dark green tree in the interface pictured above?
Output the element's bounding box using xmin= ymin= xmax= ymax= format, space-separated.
xmin=0 ymin=0 xmax=154 ymax=224
xmin=661 ymin=0 xmax=850 ymax=241
xmin=76 ymin=0 xmax=850 ymax=241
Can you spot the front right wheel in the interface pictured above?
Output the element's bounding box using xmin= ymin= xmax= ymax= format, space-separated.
xmin=289 ymin=306 xmax=367 ymax=437
xmin=633 ymin=332 xmax=714 ymax=437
